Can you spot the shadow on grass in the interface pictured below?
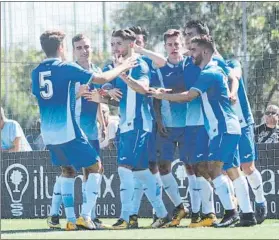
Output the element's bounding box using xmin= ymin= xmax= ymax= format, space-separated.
xmin=2 ymin=225 xmax=190 ymax=234
xmin=1 ymin=228 xmax=64 ymax=234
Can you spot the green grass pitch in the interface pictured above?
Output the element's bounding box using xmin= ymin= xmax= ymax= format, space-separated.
xmin=1 ymin=218 xmax=279 ymax=239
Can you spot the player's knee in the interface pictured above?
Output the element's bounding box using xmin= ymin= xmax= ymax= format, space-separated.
xmin=158 ymin=160 xmax=171 ymax=175
xmin=61 ymin=166 xmax=75 ymax=178
xmin=241 ymin=161 xmax=255 ymax=175
xmin=196 ymin=162 xmax=208 ymax=178
xmin=226 ymin=166 xmax=241 ymax=181
xmin=207 ymin=161 xmax=223 ymax=179
xmin=149 ymin=162 xmax=158 ymax=174
xmin=85 ymin=160 xmax=102 ymax=174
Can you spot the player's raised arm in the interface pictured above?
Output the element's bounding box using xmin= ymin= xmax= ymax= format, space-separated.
xmin=92 ymin=56 xmax=137 ymax=84
xmin=134 ymin=44 xmax=167 ymax=68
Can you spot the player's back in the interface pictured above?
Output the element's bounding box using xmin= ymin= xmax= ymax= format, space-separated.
xmin=32 ymin=58 xmax=91 ymax=145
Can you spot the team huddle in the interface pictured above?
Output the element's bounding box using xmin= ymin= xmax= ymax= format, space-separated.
xmin=31 ymin=20 xmax=267 ymax=231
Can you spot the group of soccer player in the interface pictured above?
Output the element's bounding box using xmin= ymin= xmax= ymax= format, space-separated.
xmin=31 ymin=20 xmax=268 ymax=231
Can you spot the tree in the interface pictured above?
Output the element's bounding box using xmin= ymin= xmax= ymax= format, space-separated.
xmin=112 ymin=2 xmax=279 ymax=124
xmin=10 ymin=170 xmax=23 ymax=192
xmin=1 ymin=47 xmax=44 ymax=128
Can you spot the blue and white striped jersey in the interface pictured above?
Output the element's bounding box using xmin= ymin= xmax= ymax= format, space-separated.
xmin=191 ymin=63 xmax=241 ymax=139
xmin=185 ymin=55 xmax=232 ymax=126
xmin=32 ymin=58 xmax=94 ymax=145
xmin=75 ymin=63 xmax=102 ymax=140
xmin=103 ymin=57 xmax=153 ymax=133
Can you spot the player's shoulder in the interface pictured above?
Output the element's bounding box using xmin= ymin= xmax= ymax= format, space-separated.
xmin=5 ymin=119 xmax=20 ymax=128
xmin=202 ymin=64 xmax=225 ymax=78
xmin=135 ymin=57 xmax=149 ymax=73
xmin=141 ymin=55 xmax=152 ymax=65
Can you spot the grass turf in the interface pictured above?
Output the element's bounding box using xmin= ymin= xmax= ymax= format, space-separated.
xmin=1 ymin=218 xmax=279 ymax=239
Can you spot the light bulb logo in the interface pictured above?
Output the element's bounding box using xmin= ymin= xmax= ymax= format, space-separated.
xmin=5 ymin=163 xmax=29 ymax=216
xmin=171 ymin=159 xmax=190 ymax=208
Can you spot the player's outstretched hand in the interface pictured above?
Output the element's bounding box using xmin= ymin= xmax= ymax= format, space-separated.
xmin=108 ymin=88 xmax=122 ymax=102
xmin=114 ymin=54 xmax=138 ymax=71
xmin=83 ymin=89 xmax=103 ymax=103
xmin=148 ymin=87 xmax=172 ymax=99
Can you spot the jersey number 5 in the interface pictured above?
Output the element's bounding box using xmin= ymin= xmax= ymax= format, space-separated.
xmin=39 ymin=71 xmax=53 ymax=99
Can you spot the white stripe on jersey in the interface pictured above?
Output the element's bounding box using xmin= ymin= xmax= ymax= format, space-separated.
xmin=232 ymin=95 xmax=247 ymax=128
xmin=75 ymin=82 xmax=82 ymax=126
xmin=157 ymin=68 xmax=173 ymax=127
xmin=200 ymin=92 xmax=219 ymax=139
xmin=66 ymin=82 xmax=76 ymax=142
xmin=218 ymin=102 xmax=241 ymax=135
xmin=121 ymin=70 xmax=136 ymax=133
xmin=141 ymin=102 xmax=152 ymax=132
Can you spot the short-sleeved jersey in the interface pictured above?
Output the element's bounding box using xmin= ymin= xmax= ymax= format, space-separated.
xmin=1 ymin=119 xmax=32 ymax=151
xmin=191 ymin=63 xmax=241 ymax=139
xmin=141 ymin=55 xmax=157 ymax=120
xmin=154 ymin=58 xmax=188 ymax=128
xmin=32 ymin=58 xmax=94 ymax=145
xmin=103 ymin=57 xmax=153 ymax=133
xmin=226 ymin=59 xmax=254 ymax=128
xmin=185 ymin=55 xmax=232 ymax=126
xmin=75 ymin=63 xmax=102 ymax=140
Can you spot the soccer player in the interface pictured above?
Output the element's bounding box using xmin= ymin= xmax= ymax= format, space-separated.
xmin=181 ymin=20 xmax=241 ymax=227
xmin=150 ymin=35 xmax=256 ymax=227
xmin=149 ymin=29 xmax=189 ymax=227
xmin=72 ymin=34 xmax=106 ymax=228
xmin=128 ymin=26 xmax=166 ymax=227
xmin=226 ymin=58 xmax=267 ymax=224
xmin=32 ymin=30 xmax=137 ymax=230
xmin=101 ymin=29 xmax=169 ymax=229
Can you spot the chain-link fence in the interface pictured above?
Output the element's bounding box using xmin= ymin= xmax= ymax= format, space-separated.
xmin=1 ymin=1 xmax=278 ymax=129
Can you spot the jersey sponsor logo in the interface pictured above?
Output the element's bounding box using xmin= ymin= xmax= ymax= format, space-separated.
xmin=165 ymin=72 xmax=173 ymax=77
xmin=244 ymin=154 xmax=251 ymax=159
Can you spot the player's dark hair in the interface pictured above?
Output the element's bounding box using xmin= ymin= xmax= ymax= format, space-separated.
xmin=191 ymin=35 xmax=215 ymax=53
xmin=111 ymin=29 xmax=136 ymax=41
xmin=184 ymin=20 xmax=210 ymax=35
xmin=72 ymin=33 xmax=89 ymax=47
xmin=163 ymin=29 xmax=182 ymax=43
xmin=40 ymin=30 xmax=66 ymax=57
xmin=128 ymin=26 xmax=148 ymax=42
